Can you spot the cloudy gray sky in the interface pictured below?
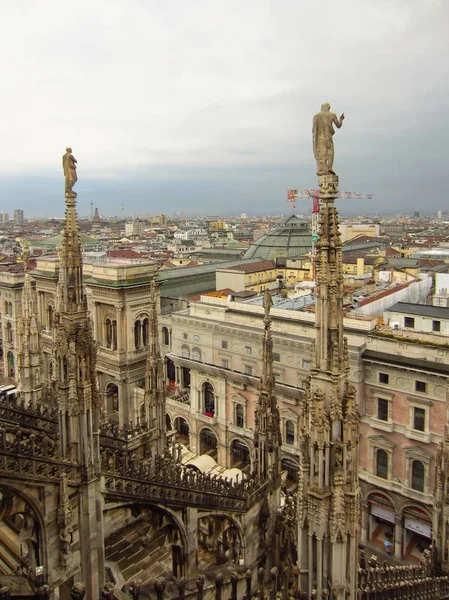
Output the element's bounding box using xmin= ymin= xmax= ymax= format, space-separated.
xmin=0 ymin=0 xmax=447 ymax=217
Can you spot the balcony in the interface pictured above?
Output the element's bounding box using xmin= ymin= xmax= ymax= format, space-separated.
xmin=167 ymin=388 xmax=191 ymax=406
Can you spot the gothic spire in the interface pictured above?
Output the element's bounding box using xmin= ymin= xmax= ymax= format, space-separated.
xmin=144 ymin=278 xmax=166 ymax=458
xmin=296 ymin=109 xmax=361 ymax=600
xmin=16 ymin=245 xmax=44 ymax=406
xmin=56 ymin=194 xmax=86 ymax=314
xmin=53 ymin=151 xmax=101 ymax=475
xmin=253 ymin=289 xmax=281 ymax=484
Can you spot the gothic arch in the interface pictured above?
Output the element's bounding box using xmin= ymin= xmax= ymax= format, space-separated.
xmin=197 ymin=512 xmax=244 ymax=565
xmin=198 ymin=511 xmax=245 ymax=551
xmin=103 ymin=501 xmax=188 ymax=558
xmin=0 ymin=481 xmax=48 ymax=576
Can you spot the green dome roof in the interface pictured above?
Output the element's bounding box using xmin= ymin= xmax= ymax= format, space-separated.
xmin=33 ymin=233 xmax=98 ymax=247
xmin=243 ymin=215 xmax=312 ymax=260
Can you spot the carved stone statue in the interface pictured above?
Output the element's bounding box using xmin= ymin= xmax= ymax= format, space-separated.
xmin=62 ymin=148 xmax=78 ymax=195
xmin=312 ymin=104 xmax=344 ymax=176
xmin=263 ymin=288 xmax=273 ymax=318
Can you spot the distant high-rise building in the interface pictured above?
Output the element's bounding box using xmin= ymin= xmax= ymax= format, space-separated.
xmin=0 ymin=212 xmax=9 ymax=223
xmin=413 ymin=210 xmax=420 ymax=218
xmin=14 ymin=208 xmax=24 ymax=225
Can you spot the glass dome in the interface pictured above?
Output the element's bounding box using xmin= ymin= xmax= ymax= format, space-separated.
xmin=243 ymin=215 xmax=312 ymax=260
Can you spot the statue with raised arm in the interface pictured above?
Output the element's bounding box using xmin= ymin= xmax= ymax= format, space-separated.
xmin=62 ymin=147 xmax=78 ymax=196
xmin=312 ymin=104 xmax=345 ymax=176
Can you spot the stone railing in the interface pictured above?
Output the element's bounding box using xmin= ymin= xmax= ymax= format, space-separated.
xmin=0 ymin=394 xmax=58 ymax=433
xmin=0 ymin=422 xmax=60 ymax=459
xmin=101 ymin=452 xmax=262 ymax=512
xmin=358 ymin=574 xmax=449 ymax=600
xmin=99 ymin=419 xmax=150 ymax=450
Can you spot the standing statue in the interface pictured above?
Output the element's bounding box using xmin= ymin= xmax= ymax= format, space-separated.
xmin=312 ymin=104 xmax=344 ymax=176
xmin=62 ymin=147 xmax=78 ymax=195
xmin=263 ymin=288 xmax=273 ymax=318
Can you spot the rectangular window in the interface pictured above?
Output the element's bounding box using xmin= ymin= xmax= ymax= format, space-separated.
xmin=379 ymin=373 xmax=389 ymax=385
xmin=377 ymin=398 xmax=389 ymax=421
xmin=273 ymin=352 xmax=280 ymax=362
xmin=221 ymin=359 xmax=229 ymax=369
xmin=415 ymin=380 xmax=426 ymax=393
xmin=302 ymin=359 xmax=311 ymax=369
xmin=221 ymin=340 xmax=228 ymax=349
xmin=244 ymin=365 xmax=253 ymax=376
xmin=274 ymin=372 xmax=281 ymax=382
xmin=245 ymin=346 xmax=252 ymax=356
xmin=433 ymin=320 xmax=441 ymax=332
xmin=413 ymin=407 xmax=426 ymax=432
xmin=183 ymin=333 xmax=188 ymax=339
xmin=404 ymin=317 xmax=415 ymax=328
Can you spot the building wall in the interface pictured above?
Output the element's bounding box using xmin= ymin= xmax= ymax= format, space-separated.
xmin=384 ymin=308 xmax=449 ymax=335
xmin=164 ymin=296 xmax=449 ymax=559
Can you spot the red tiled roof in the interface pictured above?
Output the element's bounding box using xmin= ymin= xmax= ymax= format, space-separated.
xmin=224 ymin=260 xmax=275 ymax=274
xmin=107 ymin=249 xmax=142 ymax=259
xmin=385 ymin=247 xmax=402 ymax=257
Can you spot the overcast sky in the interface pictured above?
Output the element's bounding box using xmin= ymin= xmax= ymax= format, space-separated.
xmin=0 ymin=0 xmax=447 ymax=217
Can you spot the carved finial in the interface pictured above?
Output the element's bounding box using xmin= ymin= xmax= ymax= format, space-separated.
xmin=70 ymin=583 xmax=85 ymax=600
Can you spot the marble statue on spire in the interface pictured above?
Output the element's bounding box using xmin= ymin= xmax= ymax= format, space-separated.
xmin=312 ymin=103 xmax=345 ymax=176
xmin=62 ymin=147 xmax=78 ymax=196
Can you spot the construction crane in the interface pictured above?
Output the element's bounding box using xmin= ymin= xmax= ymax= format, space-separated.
xmin=287 ymin=188 xmax=374 ymax=276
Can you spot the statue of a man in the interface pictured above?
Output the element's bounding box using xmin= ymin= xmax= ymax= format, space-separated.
xmin=263 ymin=288 xmax=273 ymax=318
xmin=312 ymin=104 xmax=344 ymax=176
xmin=62 ymin=147 xmax=78 ymax=195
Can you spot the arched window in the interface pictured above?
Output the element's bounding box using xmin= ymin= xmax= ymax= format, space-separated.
xmin=376 ymin=449 xmax=388 ymax=479
xmin=203 ymin=382 xmax=215 ymax=416
xmin=192 ymin=347 xmax=201 ymax=361
xmin=162 ymin=327 xmax=170 ymax=345
xmin=181 ymin=345 xmax=190 ymax=358
xmin=47 ymin=305 xmax=54 ymax=328
xmin=166 ymin=358 xmax=176 ymax=384
xmin=285 ymin=420 xmax=295 ymax=445
xmin=5 ymin=322 xmax=13 ymax=344
xmin=105 ymin=318 xmax=112 ymax=348
xmin=7 ymin=351 xmax=14 ymax=377
xmin=166 ymin=413 xmax=172 ymax=431
xmin=235 ymin=404 xmax=244 ymax=428
xmin=281 ymin=458 xmax=299 ymax=485
xmin=134 ymin=320 xmax=141 ymax=350
xmin=200 ymin=428 xmax=217 ymax=459
xmin=231 ymin=439 xmax=250 ymax=468
xmin=112 ymin=320 xmax=117 ymax=350
xmin=411 ymin=460 xmax=425 ymax=492
xmin=142 ymin=317 xmax=149 ymax=346
xmin=62 ymin=357 xmax=68 ymax=383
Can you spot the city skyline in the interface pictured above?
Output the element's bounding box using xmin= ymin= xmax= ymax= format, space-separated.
xmin=0 ymin=0 xmax=447 ymax=215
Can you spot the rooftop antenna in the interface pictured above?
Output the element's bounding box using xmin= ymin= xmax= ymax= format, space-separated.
xmin=90 ymin=200 xmax=93 ymax=220
xmin=121 ymin=203 xmax=124 ymax=220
